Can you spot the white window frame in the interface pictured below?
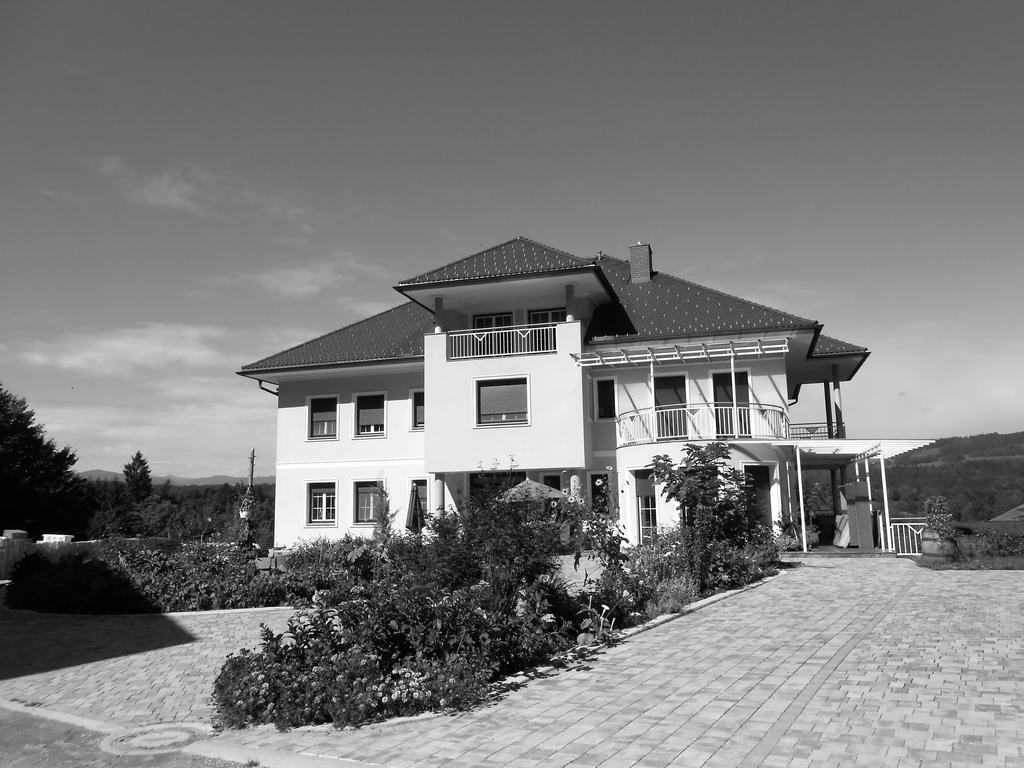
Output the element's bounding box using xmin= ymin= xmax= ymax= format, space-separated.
xmin=306 ymin=394 xmax=340 ymax=441
xmin=353 ymin=478 xmax=387 ymax=526
xmin=306 ymin=481 xmax=338 ymax=527
xmin=527 ymin=307 xmax=567 ymax=325
xmin=353 ymin=391 xmax=387 ymax=438
xmin=474 ymin=374 xmax=530 ymax=428
xmin=410 ymin=389 xmax=425 ymax=431
xmin=593 ymin=377 xmax=617 ymax=421
xmin=473 ymin=312 xmax=514 ymax=329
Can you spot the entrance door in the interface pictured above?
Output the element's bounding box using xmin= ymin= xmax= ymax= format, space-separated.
xmin=654 ymin=375 xmax=687 ymax=439
xmin=744 ymin=465 xmax=772 ymax=529
xmin=713 ymin=372 xmax=750 ymax=438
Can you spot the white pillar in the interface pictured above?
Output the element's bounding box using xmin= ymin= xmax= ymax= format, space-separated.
xmin=796 ymin=447 xmax=808 ymax=553
xmin=879 ymin=451 xmax=893 ymax=553
xmin=564 ymin=283 xmax=575 ymax=322
xmin=432 ymin=473 xmax=446 ymax=513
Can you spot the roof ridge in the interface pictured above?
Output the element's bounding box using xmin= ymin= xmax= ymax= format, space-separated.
xmin=240 ymin=301 xmax=423 ymax=370
xmin=398 ymin=236 xmax=589 ymax=285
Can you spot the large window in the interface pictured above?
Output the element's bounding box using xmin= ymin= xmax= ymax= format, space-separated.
xmin=713 ymin=372 xmax=750 ymax=438
xmin=528 ymin=308 xmax=566 ymax=324
xmin=309 ymin=397 xmax=338 ymax=439
xmin=594 ymin=379 xmax=616 ymax=420
xmin=412 ymin=390 xmax=425 ymax=430
xmin=473 ymin=312 xmax=513 ymax=329
xmin=476 ymin=378 xmax=528 ymax=425
xmin=354 ymin=481 xmax=385 ymax=523
xmin=307 ymin=483 xmax=336 ymax=525
xmin=355 ymin=393 xmax=386 ymax=436
xmin=654 ymin=375 xmax=687 ymax=438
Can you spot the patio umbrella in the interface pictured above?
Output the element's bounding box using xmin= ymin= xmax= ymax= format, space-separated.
xmin=499 ymin=478 xmax=566 ymax=503
xmin=405 ymin=484 xmax=425 ymax=532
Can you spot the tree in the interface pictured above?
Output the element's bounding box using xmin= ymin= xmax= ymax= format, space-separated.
xmin=123 ymin=451 xmax=153 ymax=504
xmin=0 ymin=382 xmax=90 ymax=538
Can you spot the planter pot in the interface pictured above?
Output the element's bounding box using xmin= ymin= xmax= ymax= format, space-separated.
xmin=920 ymin=528 xmax=958 ymax=561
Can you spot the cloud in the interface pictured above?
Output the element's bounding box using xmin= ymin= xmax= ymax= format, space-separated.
xmin=19 ymin=323 xmax=229 ymax=375
xmin=229 ymin=250 xmax=391 ymax=299
xmin=86 ymin=155 xmax=312 ymax=232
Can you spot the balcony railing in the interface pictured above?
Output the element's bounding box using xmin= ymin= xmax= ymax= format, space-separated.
xmin=617 ymin=403 xmax=790 ymax=447
xmin=790 ymin=422 xmax=832 ymax=440
xmin=448 ymin=324 xmax=557 ymax=360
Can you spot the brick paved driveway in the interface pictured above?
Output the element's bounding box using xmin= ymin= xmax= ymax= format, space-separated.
xmin=2 ymin=558 xmax=1023 ymax=767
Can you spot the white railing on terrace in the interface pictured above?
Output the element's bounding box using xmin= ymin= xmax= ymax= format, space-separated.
xmin=890 ymin=517 xmax=926 ymax=556
xmin=790 ymin=422 xmax=833 ymax=440
xmin=617 ymin=403 xmax=789 ymax=446
xmin=448 ymin=324 xmax=557 ymax=360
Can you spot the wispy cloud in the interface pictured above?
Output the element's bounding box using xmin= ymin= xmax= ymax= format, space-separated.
xmin=19 ymin=323 xmax=229 ymax=375
xmin=227 ymin=249 xmax=391 ymax=299
xmin=86 ymin=155 xmax=313 ymax=233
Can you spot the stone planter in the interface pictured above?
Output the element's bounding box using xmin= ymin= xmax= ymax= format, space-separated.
xmin=920 ymin=528 xmax=958 ymax=561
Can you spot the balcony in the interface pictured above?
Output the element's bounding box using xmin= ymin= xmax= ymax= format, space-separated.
xmin=617 ymin=403 xmax=790 ymax=447
xmin=448 ymin=324 xmax=558 ymax=360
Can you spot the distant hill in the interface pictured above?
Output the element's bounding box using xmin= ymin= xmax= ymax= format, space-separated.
xmin=876 ymin=431 xmax=1024 ymax=522
xmin=78 ymin=469 xmax=275 ymax=486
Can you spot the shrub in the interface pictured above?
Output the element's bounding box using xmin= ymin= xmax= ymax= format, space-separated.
xmin=6 ymin=551 xmax=156 ymax=613
xmin=280 ymin=536 xmax=371 ymax=606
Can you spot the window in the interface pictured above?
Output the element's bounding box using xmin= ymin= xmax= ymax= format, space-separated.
xmin=412 ymin=390 xmax=425 ymax=430
xmin=354 ymin=481 xmax=384 ymax=523
xmin=355 ymin=393 xmax=385 ymax=436
xmin=307 ymin=483 xmax=336 ymax=525
xmin=528 ymin=308 xmax=566 ymax=324
xmin=590 ymin=473 xmax=610 ymax=514
xmin=654 ymin=375 xmax=687 ymax=438
xmin=309 ymin=397 xmax=337 ymax=439
xmin=473 ymin=312 xmax=513 ymax=329
xmin=477 ymin=378 xmax=528 ymax=425
xmin=541 ymin=474 xmax=562 ymax=491
xmin=595 ymin=379 xmax=616 ymax=420
xmin=713 ymin=372 xmax=750 ymax=438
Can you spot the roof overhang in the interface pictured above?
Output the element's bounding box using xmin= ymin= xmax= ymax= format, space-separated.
xmin=773 ymin=439 xmax=934 ymax=469
xmin=237 ymin=358 xmax=424 ymax=386
xmin=572 ymin=337 xmax=789 ymax=367
xmin=394 ymin=265 xmax=618 ymax=315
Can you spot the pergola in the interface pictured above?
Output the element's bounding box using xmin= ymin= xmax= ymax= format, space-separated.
xmin=774 ymin=439 xmax=934 ymax=553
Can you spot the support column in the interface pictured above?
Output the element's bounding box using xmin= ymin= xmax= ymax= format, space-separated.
xmin=796 ymin=447 xmax=808 ymax=553
xmin=863 ymin=458 xmax=879 ymax=549
xmin=564 ymin=283 xmax=576 ymax=322
xmin=824 ymin=382 xmax=835 ymax=439
xmin=831 ymin=364 xmax=845 ymax=439
xmin=879 ymin=452 xmax=893 ymax=553
xmin=433 ymin=297 xmax=444 ymax=333
xmin=432 ymin=473 xmax=446 ymax=514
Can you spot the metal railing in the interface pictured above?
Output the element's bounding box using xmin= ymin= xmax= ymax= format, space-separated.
xmin=790 ymin=422 xmax=833 ymax=440
xmin=890 ymin=517 xmax=926 ymax=555
xmin=617 ymin=403 xmax=789 ymax=446
xmin=448 ymin=324 xmax=557 ymax=360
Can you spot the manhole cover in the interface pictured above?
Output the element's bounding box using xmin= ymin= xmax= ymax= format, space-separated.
xmin=99 ymin=723 xmax=212 ymax=755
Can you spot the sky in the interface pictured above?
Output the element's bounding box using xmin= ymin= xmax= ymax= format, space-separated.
xmin=2 ymin=1 xmax=1023 ymax=477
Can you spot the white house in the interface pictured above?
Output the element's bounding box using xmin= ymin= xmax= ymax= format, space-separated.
xmin=239 ymin=237 xmax=930 ymax=551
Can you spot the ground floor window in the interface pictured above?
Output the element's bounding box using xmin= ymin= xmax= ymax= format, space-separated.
xmin=354 ymin=481 xmax=385 ymax=523
xmin=635 ymin=469 xmax=656 ymax=543
xmin=308 ymin=483 xmax=336 ymax=524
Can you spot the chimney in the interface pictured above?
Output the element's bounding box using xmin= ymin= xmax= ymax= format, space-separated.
xmin=628 ymin=242 xmax=653 ymax=283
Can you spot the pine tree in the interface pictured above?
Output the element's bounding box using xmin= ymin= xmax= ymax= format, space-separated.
xmin=123 ymin=450 xmax=153 ymax=504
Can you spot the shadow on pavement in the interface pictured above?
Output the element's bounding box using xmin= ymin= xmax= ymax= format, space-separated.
xmin=0 ymin=607 xmax=196 ymax=680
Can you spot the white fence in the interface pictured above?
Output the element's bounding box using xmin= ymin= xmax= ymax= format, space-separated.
xmin=890 ymin=517 xmax=926 ymax=555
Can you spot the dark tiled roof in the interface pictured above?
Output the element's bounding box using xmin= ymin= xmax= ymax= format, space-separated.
xmin=398 ymin=236 xmax=590 ymax=285
xmin=241 ymin=238 xmax=869 ymax=372
xmin=240 ymin=302 xmax=433 ymax=372
xmin=810 ymin=334 xmax=868 ymax=357
xmin=587 ymin=257 xmax=818 ymax=342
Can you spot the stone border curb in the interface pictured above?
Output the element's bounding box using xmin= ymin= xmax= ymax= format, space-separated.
xmin=0 ymin=696 xmax=119 ymax=734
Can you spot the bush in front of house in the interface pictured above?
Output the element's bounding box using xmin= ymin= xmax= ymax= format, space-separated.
xmin=6 ymin=539 xmax=287 ymax=613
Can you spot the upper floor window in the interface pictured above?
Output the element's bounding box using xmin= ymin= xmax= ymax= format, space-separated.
xmin=355 ymin=480 xmax=385 ymax=524
xmin=355 ymin=393 xmax=385 ymax=436
xmin=594 ymin=379 xmax=616 ymax=420
xmin=477 ymin=377 xmax=528 ymax=425
xmin=309 ymin=397 xmax=338 ymax=439
xmin=528 ymin=308 xmax=566 ymax=324
xmin=308 ymin=482 xmax=337 ymax=525
xmin=412 ymin=390 xmax=425 ymax=430
xmin=473 ymin=312 xmax=513 ymax=329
